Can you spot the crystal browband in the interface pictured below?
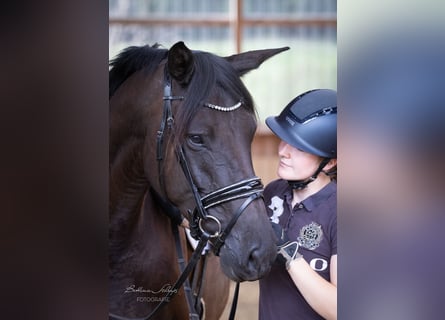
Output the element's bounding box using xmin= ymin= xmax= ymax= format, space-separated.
xmin=204 ymin=101 xmax=242 ymax=112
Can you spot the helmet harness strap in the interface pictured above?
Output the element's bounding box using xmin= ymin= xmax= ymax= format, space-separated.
xmin=288 ymin=157 xmax=331 ymax=190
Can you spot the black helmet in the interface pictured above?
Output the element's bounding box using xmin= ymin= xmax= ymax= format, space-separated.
xmin=266 ymin=89 xmax=337 ymax=158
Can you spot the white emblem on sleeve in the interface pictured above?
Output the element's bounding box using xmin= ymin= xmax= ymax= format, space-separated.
xmin=268 ymin=196 xmax=284 ymax=224
xmin=310 ymin=258 xmax=328 ymax=271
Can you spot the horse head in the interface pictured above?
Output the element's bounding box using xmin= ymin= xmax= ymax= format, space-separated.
xmin=151 ymin=42 xmax=289 ymax=281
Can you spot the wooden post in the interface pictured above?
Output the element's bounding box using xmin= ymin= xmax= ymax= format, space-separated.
xmin=233 ymin=0 xmax=243 ymax=53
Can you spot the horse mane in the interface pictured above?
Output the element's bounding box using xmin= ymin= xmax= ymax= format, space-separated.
xmin=109 ymin=43 xmax=168 ymax=98
xmin=109 ymin=43 xmax=256 ymax=145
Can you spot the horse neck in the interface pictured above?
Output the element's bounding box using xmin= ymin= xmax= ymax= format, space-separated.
xmin=109 ymin=189 xmax=183 ymax=317
xmin=109 ymin=139 xmax=149 ymax=239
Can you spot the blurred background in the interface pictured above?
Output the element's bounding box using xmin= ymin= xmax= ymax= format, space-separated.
xmin=109 ymin=0 xmax=337 ymax=185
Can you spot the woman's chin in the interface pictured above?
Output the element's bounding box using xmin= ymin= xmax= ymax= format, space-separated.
xmin=277 ymin=169 xmax=294 ymax=181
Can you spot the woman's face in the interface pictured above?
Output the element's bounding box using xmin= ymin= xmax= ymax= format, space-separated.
xmin=277 ymin=140 xmax=322 ymax=180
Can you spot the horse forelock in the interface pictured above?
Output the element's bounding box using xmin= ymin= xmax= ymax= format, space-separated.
xmin=172 ymin=51 xmax=256 ymax=144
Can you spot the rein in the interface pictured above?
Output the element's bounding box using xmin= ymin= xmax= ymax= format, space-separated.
xmin=110 ymin=65 xmax=263 ymax=320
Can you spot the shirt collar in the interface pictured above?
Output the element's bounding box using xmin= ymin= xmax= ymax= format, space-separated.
xmin=284 ymin=181 xmax=336 ymax=212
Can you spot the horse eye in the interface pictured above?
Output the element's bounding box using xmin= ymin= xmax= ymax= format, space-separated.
xmin=188 ymin=135 xmax=204 ymax=145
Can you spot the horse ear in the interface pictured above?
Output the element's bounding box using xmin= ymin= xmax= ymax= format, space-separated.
xmin=225 ymin=47 xmax=290 ymax=76
xmin=167 ymin=41 xmax=195 ymax=85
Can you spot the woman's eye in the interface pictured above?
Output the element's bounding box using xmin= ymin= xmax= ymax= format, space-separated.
xmin=188 ymin=135 xmax=204 ymax=145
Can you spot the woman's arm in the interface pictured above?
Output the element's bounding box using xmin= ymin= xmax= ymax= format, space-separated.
xmin=287 ymin=254 xmax=337 ymax=320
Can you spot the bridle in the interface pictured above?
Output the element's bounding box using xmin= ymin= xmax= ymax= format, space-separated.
xmin=156 ymin=66 xmax=264 ymax=252
xmin=178 ymin=146 xmax=263 ymax=255
xmin=110 ymin=65 xmax=264 ymax=320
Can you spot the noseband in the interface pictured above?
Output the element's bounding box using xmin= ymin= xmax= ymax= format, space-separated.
xmin=156 ymin=67 xmax=263 ymax=255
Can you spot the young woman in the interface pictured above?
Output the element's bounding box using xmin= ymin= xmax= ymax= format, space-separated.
xmin=259 ymin=89 xmax=337 ymax=320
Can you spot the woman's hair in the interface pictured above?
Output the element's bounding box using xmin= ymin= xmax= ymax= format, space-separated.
xmin=325 ymin=166 xmax=337 ymax=182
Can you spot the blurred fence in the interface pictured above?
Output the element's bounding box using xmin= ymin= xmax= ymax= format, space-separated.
xmin=109 ymin=0 xmax=336 ymax=184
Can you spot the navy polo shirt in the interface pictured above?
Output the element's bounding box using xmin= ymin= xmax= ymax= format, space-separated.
xmin=259 ymin=179 xmax=337 ymax=320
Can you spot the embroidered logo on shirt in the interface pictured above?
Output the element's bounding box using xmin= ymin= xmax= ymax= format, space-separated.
xmin=297 ymin=222 xmax=323 ymax=250
xmin=268 ymin=196 xmax=284 ymax=224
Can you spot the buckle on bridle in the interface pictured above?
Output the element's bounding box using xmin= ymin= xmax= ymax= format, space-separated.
xmin=198 ymin=215 xmax=222 ymax=238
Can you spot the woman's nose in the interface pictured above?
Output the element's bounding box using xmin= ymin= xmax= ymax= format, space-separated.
xmin=278 ymin=141 xmax=290 ymax=157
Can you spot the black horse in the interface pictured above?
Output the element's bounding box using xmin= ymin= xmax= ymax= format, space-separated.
xmin=109 ymin=41 xmax=288 ymax=319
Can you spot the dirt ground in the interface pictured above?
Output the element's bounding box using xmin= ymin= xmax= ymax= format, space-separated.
xmin=220 ymin=281 xmax=259 ymax=320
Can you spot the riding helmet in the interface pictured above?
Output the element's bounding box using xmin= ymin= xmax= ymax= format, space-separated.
xmin=266 ymin=89 xmax=337 ymax=158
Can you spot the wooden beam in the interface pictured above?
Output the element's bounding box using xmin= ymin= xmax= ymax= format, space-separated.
xmin=108 ymin=17 xmax=337 ymax=27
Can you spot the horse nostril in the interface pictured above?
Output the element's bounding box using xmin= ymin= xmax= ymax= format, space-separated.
xmin=244 ymin=244 xmax=274 ymax=279
xmin=247 ymin=246 xmax=261 ymax=269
